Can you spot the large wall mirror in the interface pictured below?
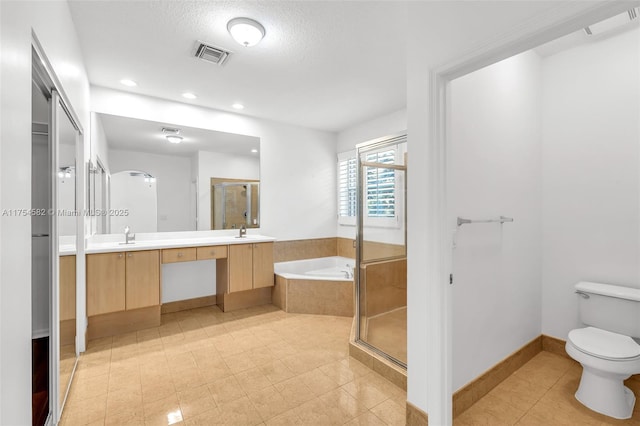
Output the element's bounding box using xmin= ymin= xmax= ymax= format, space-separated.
xmin=89 ymin=113 xmax=260 ymax=234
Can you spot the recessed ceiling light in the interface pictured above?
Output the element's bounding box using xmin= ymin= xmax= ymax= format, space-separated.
xmin=251 ymin=149 xmax=258 ymax=153
xmin=182 ymin=92 xmax=197 ymax=99
xmin=232 ymin=103 xmax=244 ymax=110
xmin=120 ymin=79 xmax=138 ymax=87
xmin=166 ymin=135 xmax=183 ymax=144
xmin=227 ymin=17 xmax=265 ymax=47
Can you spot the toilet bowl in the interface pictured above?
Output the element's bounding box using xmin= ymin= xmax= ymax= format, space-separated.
xmin=565 ymin=327 xmax=640 ymax=419
xmin=566 ymin=281 xmax=640 ymax=420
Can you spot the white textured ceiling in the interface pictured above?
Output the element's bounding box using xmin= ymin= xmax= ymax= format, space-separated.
xmin=69 ymin=1 xmax=408 ymax=132
xmin=98 ymin=113 xmax=260 ymax=158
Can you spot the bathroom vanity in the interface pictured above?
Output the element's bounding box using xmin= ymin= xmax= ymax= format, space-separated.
xmin=84 ymin=235 xmax=275 ymax=339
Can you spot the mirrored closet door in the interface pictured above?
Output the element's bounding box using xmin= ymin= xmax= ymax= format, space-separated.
xmin=32 ymin=46 xmax=82 ymax=425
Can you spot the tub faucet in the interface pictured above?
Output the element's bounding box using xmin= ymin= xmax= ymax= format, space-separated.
xmin=238 ymin=224 xmax=247 ymax=238
xmin=124 ymin=226 xmax=135 ymax=244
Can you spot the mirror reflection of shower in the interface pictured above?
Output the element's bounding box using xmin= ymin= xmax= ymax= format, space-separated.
xmin=110 ymin=170 xmax=158 ymax=233
xmin=211 ymin=179 xmax=260 ymax=230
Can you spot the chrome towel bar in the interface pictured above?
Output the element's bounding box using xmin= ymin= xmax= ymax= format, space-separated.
xmin=457 ymin=216 xmax=514 ymax=227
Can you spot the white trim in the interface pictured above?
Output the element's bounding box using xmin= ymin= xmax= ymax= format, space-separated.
xmin=426 ymin=2 xmax=637 ymax=424
xmin=50 ymin=89 xmax=61 ymax=426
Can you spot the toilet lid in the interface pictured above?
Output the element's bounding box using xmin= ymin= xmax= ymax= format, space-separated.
xmin=568 ymin=327 xmax=640 ymax=360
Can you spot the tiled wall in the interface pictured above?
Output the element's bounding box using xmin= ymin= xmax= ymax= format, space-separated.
xmin=337 ymin=237 xmax=356 ymax=259
xmin=360 ymin=258 xmax=407 ymax=317
xmin=273 ymin=238 xmax=338 ymax=263
xmin=274 ymin=237 xmax=404 ymax=263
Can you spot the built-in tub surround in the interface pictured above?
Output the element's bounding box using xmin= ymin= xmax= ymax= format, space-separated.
xmin=273 ymin=256 xmax=354 ymax=316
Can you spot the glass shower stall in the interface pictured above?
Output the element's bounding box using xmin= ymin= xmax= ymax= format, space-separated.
xmin=355 ymin=134 xmax=407 ymax=367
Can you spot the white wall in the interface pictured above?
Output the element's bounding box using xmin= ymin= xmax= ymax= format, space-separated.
xmin=405 ymin=2 xmax=616 ymax=419
xmin=449 ymin=51 xmax=543 ymax=390
xmin=196 ymin=150 xmax=260 ymax=231
xmin=541 ymin=28 xmax=640 ymax=340
xmin=90 ymin=112 xmax=110 ymax=172
xmin=32 ymin=139 xmax=49 ymax=339
xmin=58 ymin=143 xmax=77 ymax=236
xmin=110 ymin=171 xmax=158 ymax=233
xmin=336 ymin=108 xmax=406 ymax=153
xmin=0 ymin=1 xmax=91 ymax=423
xmin=91 ymin=86 xmax=337 ymax=241
xmin=109 ymin=149 xmax=193 ymax=232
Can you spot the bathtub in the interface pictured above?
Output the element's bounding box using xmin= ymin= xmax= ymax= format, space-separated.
xmin=274 ymin=256 xmax=355 ymax=280
xmin=273 ymin=256 xmax=354 ymax=317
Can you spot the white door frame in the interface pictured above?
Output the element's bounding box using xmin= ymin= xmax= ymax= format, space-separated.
xmin=426 ymin=2 xmax=638 ymax=424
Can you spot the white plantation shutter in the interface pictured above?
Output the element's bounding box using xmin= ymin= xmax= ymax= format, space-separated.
xmin=338 ymin=155 xmax=357 ymax=218
xmin=364 ymin=149 xmax=396 ymax=218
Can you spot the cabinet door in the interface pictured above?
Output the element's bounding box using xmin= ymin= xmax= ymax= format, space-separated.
xmin=252 ymin=242 xmax=275 ymax=289
xmin=125 ymin=250 xmax=160 ymax=310
xmin=229 ymin=244 xmax=253 ymax=293
xmin=59 ymin=255 xmax=76 ymax=321
xmin=87 ymin=252 xmax=126 ymax=316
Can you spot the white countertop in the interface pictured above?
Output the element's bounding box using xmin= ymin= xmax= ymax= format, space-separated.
xmin=85 ymin=234 xmax=276 ymax=254
xmin=60 ymin=244 xmax=77 ymax=256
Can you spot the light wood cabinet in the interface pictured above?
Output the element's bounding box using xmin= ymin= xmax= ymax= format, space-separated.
xmin=59 ymin=255 xmax=76 ymax=321
xmin=87 ymin=250 xmax=160 ymax=316
xmin=196 ymin=245 xmax=228 ymax=260
xmin=162 ymin=247 xmax=196 ymax=263
xmin=229 ymin=244 xmax=254 ymax=292
xmin=253 ymin=243 xmax=275 ymax=289
xmin=228 ymin=242 xmax=274 ymax=293
xmin=87 ymin=252 xmax=126 ymax=316
xmin=125 ymin=250 xmax=160 ymax=310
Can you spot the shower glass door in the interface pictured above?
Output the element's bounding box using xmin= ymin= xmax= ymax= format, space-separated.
xmin=356 ymin=135 xmax=407 ymax=367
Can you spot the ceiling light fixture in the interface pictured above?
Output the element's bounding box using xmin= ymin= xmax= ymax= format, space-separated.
xmin=182 ymin=92 xmax=197 ymax=99
xmin=166 ymin=135 xmax=183 ymax=144
xmin=120 ymin=79 xmax=138 ymax=87
xmin=232 ymin=103 xmax=244 ymax=110
xmin=251 ymin=149 xmax=258 ymax=153
xmin=227 ymin=17 xmax=265 ymax=47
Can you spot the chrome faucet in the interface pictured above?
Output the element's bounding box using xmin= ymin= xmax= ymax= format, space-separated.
xmin=124 ymin=226 xmax=135 ymax=244
xmin=239 ymin=224 xmax=247 ymax=238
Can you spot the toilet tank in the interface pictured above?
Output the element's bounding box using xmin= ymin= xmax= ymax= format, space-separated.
xmin=576 ymin=281 xmax=640 ymax=338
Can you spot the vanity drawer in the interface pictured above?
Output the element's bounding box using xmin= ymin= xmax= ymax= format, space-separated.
xmin=197 ymin=245 xmax=228 ymax=260
xmin=161 ymin=247 xmax=197 ymax=263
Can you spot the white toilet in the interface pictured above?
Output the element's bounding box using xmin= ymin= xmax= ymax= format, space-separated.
xmin=565 ymin=281 xmax=640 ymax=419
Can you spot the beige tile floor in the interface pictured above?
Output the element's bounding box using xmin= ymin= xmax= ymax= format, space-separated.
xmin=455 ymin=351 xmax=640 ymax=425
xmin=364 ymin=308 xmax=407 ymax=365
xmin=60 ymin=304 xmax=406 ymax=426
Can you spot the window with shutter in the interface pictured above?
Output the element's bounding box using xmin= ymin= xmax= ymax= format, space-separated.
xmin=337 ymin=140 xmax=404 ymax=228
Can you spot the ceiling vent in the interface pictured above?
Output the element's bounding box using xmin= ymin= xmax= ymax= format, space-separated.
xmin=161 ymin=127 xmax=180 ymax=135
xmin=194 ymin=41 xmax=231 ymax=66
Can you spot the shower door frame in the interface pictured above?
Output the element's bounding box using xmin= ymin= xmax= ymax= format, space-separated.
xmin=423 ymin=2 xmax=636 ymax=425
xmin=354 ymin=134 xmax=407 ymax=368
